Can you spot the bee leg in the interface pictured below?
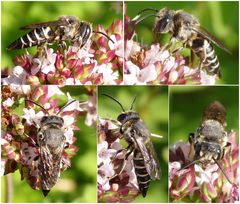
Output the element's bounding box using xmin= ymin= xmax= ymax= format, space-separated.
xmin=23 ymin=133 xmax=39 ymax=147
xmin=189 ymin=49 xmax=197 ymax=68
xmin=101 ymin=118 xmax=121 ymax=127
xmin=220 ymin=142 xmax=231 ymax=159
xmin=109 ymin=146 xmax=134 ymax=180
xmin=59 ymin=41 xmax=67 ymax=54
xmin=223 ymin=142 xmax=232 ymax=171
xmin=33 ymin=156 xmax=39 ymax=162
xmin=35 ymin=44 xmax=48 ymax=59
xmin=153 ymin=33 xmax=161 ymax=44
xmin=110 ymin=144 xmax=131 ymax=163
xmin=171 ymin=46 xmax=184 ymax=55
xmin=160 ymin=42 xmax=172 ymax=52
xmin=35 ymin=46 xmax=43 ymax=57
xmin=188 ymin=133 xmax=195 ymax=161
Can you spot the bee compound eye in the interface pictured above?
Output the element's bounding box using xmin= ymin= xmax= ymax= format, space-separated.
xmin=41 ymin=116 xmax=48 ymax=122
xmin=67 ymin=17 xmax=75 ymax=24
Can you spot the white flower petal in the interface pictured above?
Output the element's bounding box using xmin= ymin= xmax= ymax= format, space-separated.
xmin=2 ymin=98 xmax=15 ymax=107
xmin=169 ymin=70 xmax=179 ymax=83
xmin=63 ymin=115 xmax=75 ymax=126
xmin=47 ymin=86 xmax=64 ymax=98
xmin=200 ymin=71 xmax=216 ymax=85
xmin=2 ymin=66 xmax=27 ymax=85
xmin=138 ymin=64 xmax=157 ymax=82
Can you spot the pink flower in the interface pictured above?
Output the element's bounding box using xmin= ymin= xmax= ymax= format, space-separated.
xmin=32 ymin=48 xmax=57 ymax=75
xmin=124 ymin=61 xmax=157 ymax=84
xmin=79 ymin=91 xmax=97 ymax=127
xmin=98 ymin=163 xmax=115 ymax=191
xmin=98 ymin=119 xmax=139 ymax=202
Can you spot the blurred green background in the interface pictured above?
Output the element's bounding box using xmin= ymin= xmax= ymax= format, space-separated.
xmin=98 ymin=86 xmax=168 ymax=203
xmin=1 ymin=86 xmax=97 ymax=202
xmin=126 ymin=1 xmax=239 ymax=84
xmin=169 ymin=86 xmax=239 ymax=145
xmin=1 ymin=1 xmax=122 ymax=68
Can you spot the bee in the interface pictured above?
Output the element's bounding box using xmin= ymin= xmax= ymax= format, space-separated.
xmin=186 ymin=101 xmax=232 ymax=184
xmin=25 ymin=99 xmax=77 ymax=196
xmin=7 ymin=16 xmax=113 ymax=51
xmin=132 ymin=8 xmax=231 ymax=77
xmin=102 ymin=94 xmax=161 ymax=197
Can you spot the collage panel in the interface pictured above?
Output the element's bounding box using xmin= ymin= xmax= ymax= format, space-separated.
xmin=124 ymin=1 xmax=238 ymax=85
xmin=169 ymin=86 xmax=239 ymax=202
xmin=2 ymin=1 xmax=123 ymax=85
xmin=97 ymin=86 xmax=168 ymax=202
xmin=1 ymin=85 xmax=97 ymax=202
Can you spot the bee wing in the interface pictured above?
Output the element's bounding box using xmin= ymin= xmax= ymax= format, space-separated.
xmin=192 ymin=26 xmax=231 ymax=54
xmin=133 ymin=129 xmax=161 ymax=180
xmin=20 ymin=19 xmax=68 ymax=30
xmin=38 ymin=132 xmax=65 ymax=190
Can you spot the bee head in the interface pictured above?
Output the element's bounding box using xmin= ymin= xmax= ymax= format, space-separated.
xmin=153 ymin=7 xmax=175 ymax=33
xmin=25 ymin=99 xmax=77 ymax=127
xmin=102 ymin=94 xmax=139 ymax=124
xmin=65 ymin=16 xmax=78 ymax=24
xmin=41 ymin=115 xmax=64 ymax=127
xmin=78 ymin=22 xmax=92 ymax=48
xmin=194 ymin=141 xmax=223 ymax=162
xmin=117 ymin=111 xmax=140 ymax=124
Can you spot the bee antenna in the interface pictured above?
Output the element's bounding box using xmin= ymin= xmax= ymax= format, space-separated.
xmin=213 ymin=158 xmax=233 ymax=185
xmin=133 ymin=13 xmax=158 ymax=25
xmin=130 ymin=95 xmax=137 ymax=110
xmin=57 ymin=99 xmax=77 ymax=115
xmin=102 ymin=94 xmax=125 ymax=112
xmin=25 ymin=99 xmax=49 ymax=115
xmin=180 ymin=158 xmax=203 ymax=170
xmin=93 ymin=31 xmax=114 ymax=44
xmin=137 ymin=8 xmax=158 ymax=15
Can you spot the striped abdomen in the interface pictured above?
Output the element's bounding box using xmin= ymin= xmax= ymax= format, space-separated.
xmin=191 ymin=38 xmax=220 ymax=76
xmin=133 ymin=149 xmax=151 ymax=197
xmin=7 ymin=27 xmax=56 ymax=50
xmin=38 ymin=151 xmax=60 ymax=196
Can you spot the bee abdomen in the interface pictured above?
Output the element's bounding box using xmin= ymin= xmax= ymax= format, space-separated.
xmin=38 ymin=150 xmax=60 ymax=196
xmin=202 ymin=40 xmax=220 ymax=75
xmin=7 ymin=27 xmax=55 ymax=50
xmin=133 ymin=150 xmax=151 ymax=197
xmin=191 ymin=38 xmax=220 ymax=76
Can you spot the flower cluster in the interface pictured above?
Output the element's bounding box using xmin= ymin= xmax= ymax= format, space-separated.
xmin=1 ymin=85 xmax=96 ymax=193
xmin=124 ymin=16 xmax=216 ymax=85
xmin=169 ymin=131 xmax=239 ymax=202
xmin=98 ymin=119 xmax=139 ymax=202
xmin=2 ymin=20 xmax=123 ymax=85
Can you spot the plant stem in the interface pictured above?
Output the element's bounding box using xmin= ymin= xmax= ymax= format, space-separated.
xmin=5 ymin=174 xmax=13 ymax=203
